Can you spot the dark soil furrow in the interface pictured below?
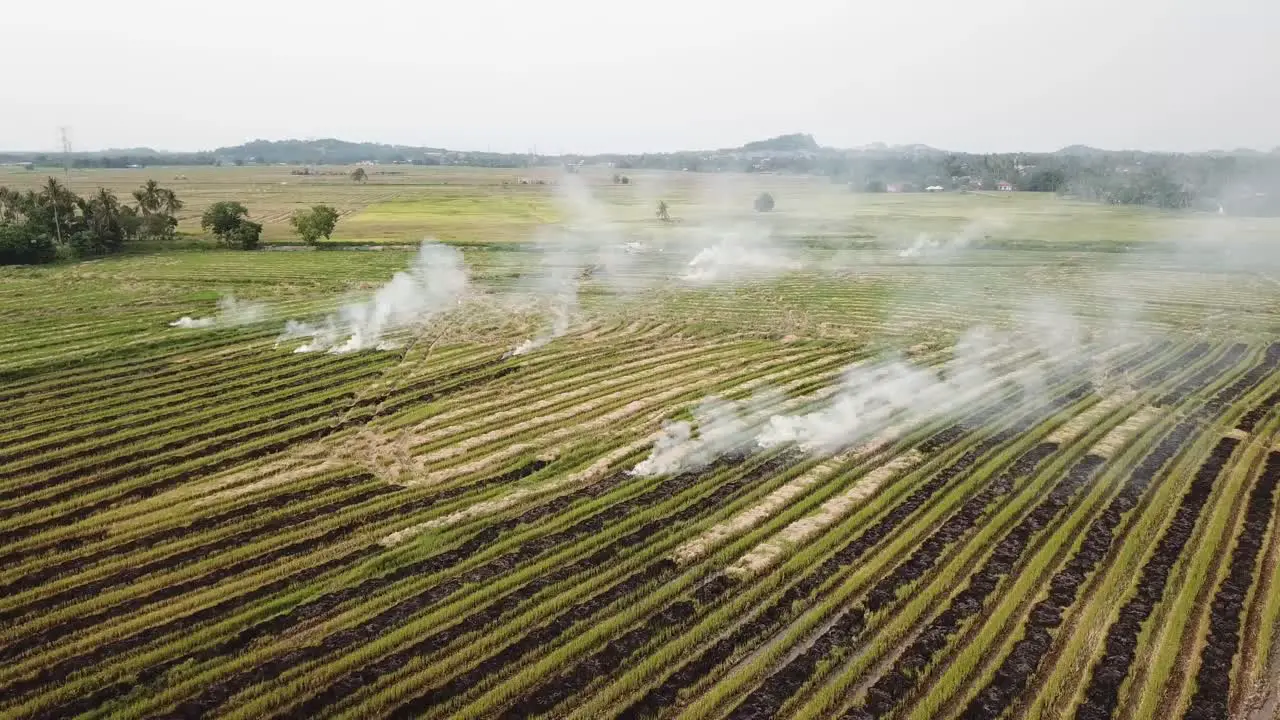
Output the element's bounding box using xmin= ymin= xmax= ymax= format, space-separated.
xmin=0 ymin=461 xmax=557 ymax=705
xmin=500 ymin=600 xmax=700 ymax=720
xmin=1155 ymin=344 xmax=1242 ymax=407
xmin=3 ymin=545 xmax=381 ymax=703
xmin=1235 ymin=390 xmax=1280 ymax=433
xmin=611 ymin=419 xmax=1016 ymax=720
xmin=955 ymin=346 xmax=1273 ymax=720
xmin=616 ymin=346 xmax=1194 ymax=720
xmin=0 ymin=354 xmax=520 ymax=536
xmin=0 ymin=475 xmax=394 ymax=632
xmin=0 ymin=388 xmax=363 ymax=515
xmin=1183 ymin=451 xmax=1280 ymax=720
xmin=342 ymin=561 xmax=681 ymax=720
xmin=0 ymin=352 xmax=378 ymax=471
xmin=1073 ymin=437 xmax=1241 ymax=720
xmin=849 ymin=453 xmax=1109 ymax=720
xmin=0 ymin=531 xmax=107 ymax=573
xmin=729 ymin=440 xmax=1062 ymax=720
xmin=153 ymin=453 xmax=793 ymax=719
xmin=528 ymin=373 xmax=1082 ymax=720
xmin=367 ymin=454 xmax=802 ymax=720
xmin=1 ymin=473 xmax=374 ymax=597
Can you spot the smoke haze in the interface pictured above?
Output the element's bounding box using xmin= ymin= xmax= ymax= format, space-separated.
xmin=281 ymin=240 xmax=467 ymax=353
xmin=170 ymin=294 xmax=267 ymax=329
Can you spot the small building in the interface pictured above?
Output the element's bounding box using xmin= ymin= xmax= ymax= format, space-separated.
xmin=926 ymin=185 xmax=945 ymax=192
xmin=997 ymin=181 xmax=1014 ymax=191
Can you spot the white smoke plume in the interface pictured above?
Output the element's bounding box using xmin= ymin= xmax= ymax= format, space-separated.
xmin=632 ymin=390 xmax=782 ymax=476
xmin=504 ymin=175 xmax=650 ymax=356
xmin=169 ymin=294 xmax=267 ymax=329
xmin=170 ymin=316 xmax=215 ymax=329
xmin=281 ymin=240 xmax=467 ymax=353
xmin=897 ymin=216 xmax=1006 ymax=259
xmin=682 ymin=224 xmax=802 ymax=284
xmin=630 ymin=317 xmax=1094 ymax=476
xmin=757 ymin=322 xmax=1076 ymax=455
xmin=508 ymin=246 xmax=579 ymax=356
xmin=548 ymin=174 xmax=798 ymax=291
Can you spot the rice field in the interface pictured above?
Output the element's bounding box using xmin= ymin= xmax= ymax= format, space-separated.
xmin=3 ymin=168 xmax=1280 ymax=720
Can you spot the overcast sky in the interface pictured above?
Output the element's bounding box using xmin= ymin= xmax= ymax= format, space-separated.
xmin=2 ymin=0 xmax=1277 ymax=154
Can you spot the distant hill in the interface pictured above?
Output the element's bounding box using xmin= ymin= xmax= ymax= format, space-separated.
xmin=738 ymin=133 xmax=820 ymax=153
xmin=214 ymin=138 xmax=448 ymax=165
xmin=98 ymin=147 xmax=163 ymax=156
xmin=1055 ymin=144 xmax=1108 ymax=156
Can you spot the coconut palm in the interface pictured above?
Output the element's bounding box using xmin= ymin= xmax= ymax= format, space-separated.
xmin=132 ymin=179 xmax=163 ymax=215
xmin=158 ymin=188 xmax=184 ymax=216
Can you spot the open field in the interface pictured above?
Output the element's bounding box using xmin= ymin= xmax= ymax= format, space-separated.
xmin=2 ymin=167 xmax=1280 ymax=720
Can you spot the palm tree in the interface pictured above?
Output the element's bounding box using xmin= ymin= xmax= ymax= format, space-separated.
xmin=0 ymin=186 xmax=18 ymax=221
xmin=158 ymin=188 xmax=184 ymax=216
xmin=95 ymin=188 xmax=121 ymax=214
xmin=42 ymin=177 xmax=75 ymax=245
xmin=132 ymin=179 xmax=162 ymax=215
xmin=43 ymin=176 xmax=71 ymax=205
xmin=84 ymin=188 xmax=118 ymax=237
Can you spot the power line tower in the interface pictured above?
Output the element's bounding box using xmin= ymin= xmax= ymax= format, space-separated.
xmin=59 ymin=127 xmax=73 ymax=176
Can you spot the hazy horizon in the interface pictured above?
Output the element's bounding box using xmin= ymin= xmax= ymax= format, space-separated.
xmin=5 ymin=134 xmax=1280 ymax=157
xmin=3 ymin=0 xmax=1277 ymax=155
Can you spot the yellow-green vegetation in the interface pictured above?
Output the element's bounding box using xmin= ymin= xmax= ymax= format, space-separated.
xmin=2 ymin=168 xmax=1280 ymax=720
xmin=340 ymin=191 xmax=560 ymax=244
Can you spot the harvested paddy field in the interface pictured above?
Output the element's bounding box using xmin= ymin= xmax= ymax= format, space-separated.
xmin=2 ymin=167 xmax=1280 ymax=720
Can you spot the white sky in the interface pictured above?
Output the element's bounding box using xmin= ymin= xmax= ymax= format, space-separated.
xmin=2 ymin=0 xmax=1277 ymax=154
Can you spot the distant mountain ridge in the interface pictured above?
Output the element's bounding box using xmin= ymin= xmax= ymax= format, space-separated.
xmin=2 ymin=134 xmax=1272 ymax=165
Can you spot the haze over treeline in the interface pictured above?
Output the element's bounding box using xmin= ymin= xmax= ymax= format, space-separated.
xmin=6 ymin=134 xmax=1280 ymax=214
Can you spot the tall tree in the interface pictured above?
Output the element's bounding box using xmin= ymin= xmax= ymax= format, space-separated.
xmin=290 ymin=204 xmax=341 ymax=244
xmin=158 ymin=188 xmax=184 ymax=216
xmin=202 ymin=201 xmax=261 ymax=249
xmin=132 ymin=179 xmax=162 ymax=215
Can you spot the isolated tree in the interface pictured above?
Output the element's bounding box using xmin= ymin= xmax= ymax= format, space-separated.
xmin=754 ymin=192 xmax=775 ymax=212
xmin=350 ymin=167 xmax=368 ymax=183
xmin=290 ymin=204 xmax=341 ymax=244
xmin=656 ymin=200 xmax=671 ymax=222
xmin=202 ymin=201 xmax=261 ymax=249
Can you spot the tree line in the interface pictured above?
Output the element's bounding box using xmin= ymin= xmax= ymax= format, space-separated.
xmin=0 ymin=175 xmax=355 ymax=264
xmin=0 ymin=179 xmax=186 ymax=264
xmin=7 ymin=136 xmax=1277 ymax=212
